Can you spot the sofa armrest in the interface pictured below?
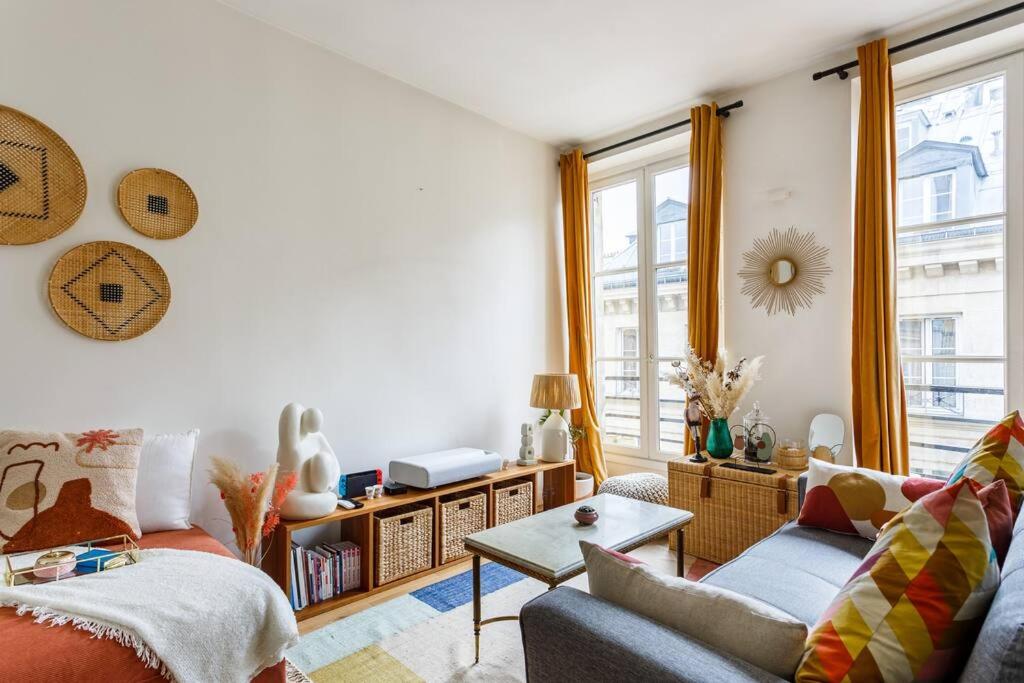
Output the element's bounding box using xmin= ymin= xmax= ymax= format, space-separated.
xmin=798 ymin=472 xmax=808 ymax=511
xmin=520 ymin=587 xmax=785 ymax=683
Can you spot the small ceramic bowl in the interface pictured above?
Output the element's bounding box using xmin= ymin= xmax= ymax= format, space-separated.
xmin=574 ymin=505 xmax=598 ymax=526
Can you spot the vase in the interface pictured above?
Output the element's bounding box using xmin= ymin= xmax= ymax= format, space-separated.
xmin=706 ymin=418 xmax=734 ymax=459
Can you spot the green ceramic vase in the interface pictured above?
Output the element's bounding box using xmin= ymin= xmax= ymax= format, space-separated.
xmin=706 ymin=418 xmax=734 ymax=459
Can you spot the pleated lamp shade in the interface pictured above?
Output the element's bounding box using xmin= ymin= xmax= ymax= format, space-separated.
xmin=530 ymin=373 xmax=582 ymax=410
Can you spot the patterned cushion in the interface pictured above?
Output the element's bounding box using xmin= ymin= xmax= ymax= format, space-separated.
xmin=597 ymin=473 xmax=668 ymax=505
xmin=798 ymin=459 xmax=942 ymax=540
xmin=948 ymin=410 xmax=1024 ymax=506
xmin=796 ymin=478 xmax=1001 ymax=682
xmin=0 ymin=429 xmax=143 ymax=553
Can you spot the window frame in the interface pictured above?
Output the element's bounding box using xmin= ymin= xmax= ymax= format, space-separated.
xmin=893 ymin=53 xmax=1024 ymax=474
xmin=589 ymin=155 xmax=689 ymax=463
xmin=898 ymin=169 xmax=956 ymax=225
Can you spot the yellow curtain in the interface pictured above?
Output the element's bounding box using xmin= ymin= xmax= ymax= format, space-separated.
xmin=685 ymin=103 xmax=724 ymax=456
xmin=560 ymin=149 xmax=608 ymax=486
xmin=852 ymin=39 xmax=910 ymax=475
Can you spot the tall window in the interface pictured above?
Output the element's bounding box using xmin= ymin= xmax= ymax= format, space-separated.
xmin=591 ymin=159 xmax=689 ymax=460
xmin=895 ymin=56 xmax=1022 ymax=479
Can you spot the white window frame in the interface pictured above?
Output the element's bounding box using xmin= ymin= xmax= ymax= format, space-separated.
xmin=898 ymin=170 xmax=956 ymax=224
xmin=894 ymin=53 xmax=1024 ymax=468
xmin=899 ymin=314 xmax=962 ymax=415
xmin=590 ymin=155 xmax=689 ymax=463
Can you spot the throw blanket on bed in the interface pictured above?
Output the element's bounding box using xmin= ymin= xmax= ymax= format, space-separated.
xmin=0 ymin=548 xmax=299 ymax=682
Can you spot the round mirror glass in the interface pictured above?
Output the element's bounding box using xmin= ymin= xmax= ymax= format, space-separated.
xmin=769 ymin=258 xmax=796 ymax=285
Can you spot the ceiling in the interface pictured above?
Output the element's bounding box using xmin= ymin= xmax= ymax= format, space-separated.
xmin=222 ymin=0 xmax=994 ymax=146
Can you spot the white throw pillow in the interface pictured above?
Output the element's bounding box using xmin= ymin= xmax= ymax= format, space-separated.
xmin=136 ymin=430 xmax=198 ymax=533
xmin=581 ymin=540 xmax=808 ymax=678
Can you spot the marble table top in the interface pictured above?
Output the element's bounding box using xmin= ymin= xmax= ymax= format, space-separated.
xmin=464 ymin=493 xmax=693 ymax=583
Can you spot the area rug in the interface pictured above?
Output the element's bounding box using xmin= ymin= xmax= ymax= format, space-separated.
xmin=286 ymin=557 xmax=717 ymax=682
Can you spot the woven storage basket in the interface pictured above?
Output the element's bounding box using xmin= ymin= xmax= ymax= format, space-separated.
xmin=117 ymin=168 xmax=198 ymax=239
xmin=667 ymin=459 xmax=802 ymax=564
xmin=48 ymin=241 xmax=171 ymax=341
xmin=374 ymin=504 xmax=433 ymax=586
xmin=494 ymin=479 xmax=533 ymax=526
xmin=0 ymin=105 xmax=87 ymax=245
xmin=439 ymin=490 xmax=486 ymax=563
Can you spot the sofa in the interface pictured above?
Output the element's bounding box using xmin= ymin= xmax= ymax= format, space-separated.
xmin=520 ymin=477 xmax=1024 ymax=682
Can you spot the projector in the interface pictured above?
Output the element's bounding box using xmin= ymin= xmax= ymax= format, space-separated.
xmin=388 ymin=447 xmax=502 ymax=489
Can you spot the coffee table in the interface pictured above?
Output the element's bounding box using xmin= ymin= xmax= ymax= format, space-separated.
xmin=463 ymin=493 xmax=693 ymax=662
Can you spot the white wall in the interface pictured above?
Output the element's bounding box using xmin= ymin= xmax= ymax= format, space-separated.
xmin=0 ymin=0 xmax=562 ymax=547
xmin=720 ymin=70 xmax=855 ymax=464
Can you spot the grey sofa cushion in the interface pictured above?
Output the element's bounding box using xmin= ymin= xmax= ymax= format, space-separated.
xmin=701 ymin=522 xmax=872 ymax=626
xmin=960 ymin=510 xmax=1024 ymax=681
xmin=520 ymin=586 xmax=785 ymax=683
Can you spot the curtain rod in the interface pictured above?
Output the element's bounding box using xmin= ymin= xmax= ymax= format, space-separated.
xmin=813 ymin=1 xmax=1024 ymax=81
xmin=582 ymin=100 xmax=744 ymax=160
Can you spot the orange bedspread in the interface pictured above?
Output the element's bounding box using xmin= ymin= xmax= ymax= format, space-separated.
xmin=0 ymin=527 xmax=286 ymax=683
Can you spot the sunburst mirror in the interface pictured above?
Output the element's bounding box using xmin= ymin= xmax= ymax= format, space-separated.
xmin=738 ymin=226 xmax=832 ymax=316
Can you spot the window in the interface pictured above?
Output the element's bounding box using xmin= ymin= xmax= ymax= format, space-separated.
xmin=894 ymin=56 xmax=1022 ymax=479
xmin=897 ymin=123 xmax=913 ymax=154
xmin=898 ymin=171 xmax=955 ymax=226
xmin=899 ymin=316 xmax=961 ymax=414
xmin=591 ymin=160 xmax=689 ymax=460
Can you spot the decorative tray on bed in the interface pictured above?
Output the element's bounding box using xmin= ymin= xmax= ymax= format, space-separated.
xmin=3 ymin=535 xmax=140 ymax=587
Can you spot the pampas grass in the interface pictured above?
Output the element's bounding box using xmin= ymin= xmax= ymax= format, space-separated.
xmin=208 ymin=457 xmax=297 ymax=565
xmin=671 ymin=348 xmax=763 ymax=420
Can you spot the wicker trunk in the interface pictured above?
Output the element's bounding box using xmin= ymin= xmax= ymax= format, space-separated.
xmin=667 ymin=458 xmax=804 ymax=564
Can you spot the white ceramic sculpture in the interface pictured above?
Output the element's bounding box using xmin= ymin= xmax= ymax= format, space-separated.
xmin=277 ymin=403 xmax=341 ymax=520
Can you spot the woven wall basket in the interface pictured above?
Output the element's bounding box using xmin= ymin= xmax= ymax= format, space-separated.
xmin=117 ymin=168 xmax=197 ymax=239
xmin=0 ymin=105 xmax=87 ymax=245
xmin=48 ymin=241 xmax=171 ymax=341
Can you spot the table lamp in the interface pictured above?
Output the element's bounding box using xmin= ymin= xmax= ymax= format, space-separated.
xmin=530 ymin=373 xmax=581 ymax=463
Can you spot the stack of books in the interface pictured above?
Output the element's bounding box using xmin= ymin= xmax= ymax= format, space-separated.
xmin=289 ymin=541 xmax=361 ymax=610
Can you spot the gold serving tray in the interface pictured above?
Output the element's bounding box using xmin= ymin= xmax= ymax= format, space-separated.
xmin=3 ymin=535 xmax=140 ymax=587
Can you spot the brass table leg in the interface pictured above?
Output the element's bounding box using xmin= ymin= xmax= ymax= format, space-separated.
xmin=676 ymin=528 xmax=686 ymax=577
xmin=473 ymin=554 xmax=481 ymax=664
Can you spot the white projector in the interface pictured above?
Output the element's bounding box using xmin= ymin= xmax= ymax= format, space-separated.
xmin=388 ymin=447 xmax=503 ymax=489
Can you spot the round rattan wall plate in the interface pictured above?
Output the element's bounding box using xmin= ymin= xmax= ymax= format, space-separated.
xmin=117 ymin=168 xmax=198 ymax=239
xmin=48 ymin=241 xmax=171 ymax=341
xmin=0 ymin=105 xmax=87 ymax=245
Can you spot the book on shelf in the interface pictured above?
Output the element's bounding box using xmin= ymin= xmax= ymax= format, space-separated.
xmin=289 ymin=540 xmax=361 ymax=611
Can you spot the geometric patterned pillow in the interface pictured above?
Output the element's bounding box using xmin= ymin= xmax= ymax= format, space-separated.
xmin=796 ymin=478 xmax=1001 ymax=682
xmin=0 ymin=429 xmax=143 ymax=553
xmin=798 ymin=458 xmax=943 ymax=540
xmin=947 ymin=410 xmax=1024 ymax=507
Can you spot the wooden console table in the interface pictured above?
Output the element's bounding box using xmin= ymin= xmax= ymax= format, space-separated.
xmin=263 ymin=460 xmax=576 ymax=621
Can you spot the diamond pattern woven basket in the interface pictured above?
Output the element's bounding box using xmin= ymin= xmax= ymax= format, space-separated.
xmin=48 ymin=241 xmax=171 ymax=341
xmin=117 ymin=168 xmax=198 ymax=239
xmin=0 ymin=105 xmax=87 ymax=245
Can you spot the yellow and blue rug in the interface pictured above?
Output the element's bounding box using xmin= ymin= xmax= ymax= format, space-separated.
xmin=287 ymin=549 xmax=716 ymax=682
xmin=287 ymin=564 xmax=536 ymax=682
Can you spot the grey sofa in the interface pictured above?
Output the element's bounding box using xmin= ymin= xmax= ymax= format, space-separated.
xmin=520 ymin=479 xmax=1024 ymax=682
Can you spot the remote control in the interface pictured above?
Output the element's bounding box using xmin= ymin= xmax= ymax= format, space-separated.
xmin=337 ymin=498 xmax=356 ymax=510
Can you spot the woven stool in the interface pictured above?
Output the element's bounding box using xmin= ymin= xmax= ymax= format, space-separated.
xmin=598 ymin=472 xmax=669 ymax=505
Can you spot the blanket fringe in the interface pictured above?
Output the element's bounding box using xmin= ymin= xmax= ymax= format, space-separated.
xmin=6 ymin=602 xmax=173 ymax=680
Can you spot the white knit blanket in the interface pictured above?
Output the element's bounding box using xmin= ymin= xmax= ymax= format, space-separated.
xmin=0 ymin=548 xmax=299 ymax=682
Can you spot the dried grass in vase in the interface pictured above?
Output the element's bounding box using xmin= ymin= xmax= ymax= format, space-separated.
xmin=208 ymin=456 xmax=297 ymax=565
xmin=670 ymin=347 xmax=764 ymax=421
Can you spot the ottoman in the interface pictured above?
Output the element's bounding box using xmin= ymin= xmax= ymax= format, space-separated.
xmin=597 ymin=472 xmax=669 ymax=505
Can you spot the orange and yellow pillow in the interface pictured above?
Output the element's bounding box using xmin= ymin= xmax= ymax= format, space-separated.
xmin=947 ymin=410 xmax=1024 ymax=507
xmin=798 ymin=459 xmax=942 ymax=540
xmin=796 ymin=478 xmax=1001 ymax=682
